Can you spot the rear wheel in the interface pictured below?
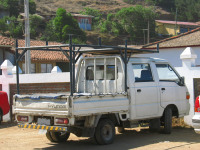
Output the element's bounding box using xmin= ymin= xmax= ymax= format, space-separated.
xmin=163 ymin=108 xmax=172 ymax=134
xmin=46 ymin=131 xmax=54 ymax=142
xmin=46 ymin=131 xmax=70 ymax=142
xmin=95 ymin=119 xmax=115 ymax=145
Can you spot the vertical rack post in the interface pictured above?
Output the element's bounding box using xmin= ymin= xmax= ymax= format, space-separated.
xmin=84 ymin=59 xmax=86 ymax=93
xmin=73 ymin=46 xmax=76 ymax=93
xmin=98 ymin=37 xmax=102 ymax=46
xmin=104 ymin=58 xmax=106 ymax=93
xmin=115 ymin=58 xmax=117 ymax=93
xmin=157 ymin=43 xmax=159 ymax=53
xmin=125 ymin=40 xmax=128 ymax=93
xmin=94 ymin=58 xmax=96 ymax=94
xmin=15 ymin=39 xmax=19 ymax=94
xmin=69 ymin=35 xmax=73 ymax=96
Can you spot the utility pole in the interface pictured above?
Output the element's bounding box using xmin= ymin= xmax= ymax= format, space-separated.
xmin=175 ymin=8 xmax=178 ymax=35
xmin=147 ymin=20 xmax=150 ymax=44
xmin=142 ymin=20 xmax=150 ymax=45
xmin=142 ymin=29 xmax=147 ymax=45
xmin=24 ymin=0 xmax=31 ymax=74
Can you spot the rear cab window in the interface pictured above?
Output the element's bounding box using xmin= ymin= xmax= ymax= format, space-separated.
xmin=132 ymin=64 xmax=154 ymax=82
xmin=86 ymin=65 xmax=117 ymax=80
xmin=155 ymin=64 xmax=180 ymax=83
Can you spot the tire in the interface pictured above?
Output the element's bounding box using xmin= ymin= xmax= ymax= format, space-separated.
xmin=163 ymin=108 xmax=172 ymax=134
xmin=47 ymin=131 xmax=70 ymax=143
xmin=94 ymin=119 xmax=115 ymax=145
xmin=46 ymin=131 xmax=54 ymax=142
xmin=117 ymin=127 xmax=125 ymax=133
xmin=149 ymin=118 xmax=160 ymax=132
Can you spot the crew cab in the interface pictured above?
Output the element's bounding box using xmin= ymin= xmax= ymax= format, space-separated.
xmin=13 ymin=55 xmax=190 ymax=145
xmin=0 ymin=91 xmax=10 ymax=124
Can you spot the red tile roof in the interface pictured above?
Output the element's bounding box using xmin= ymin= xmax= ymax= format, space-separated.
xmin=0 ymin=35 xmax=15 ymax=47
xmin=156 ymin=20 xmax=199 ymax=26
xmin=143 ymin=27 xmax=200 ymax=49
xmin=17 ymin=39 xmax=69 ymax=62
xmin=0 ymin=35 xmax=69 ymax=62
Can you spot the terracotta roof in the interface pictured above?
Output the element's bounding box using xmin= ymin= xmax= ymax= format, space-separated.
xmin=143 ymin=27 xmax=200 ymax=49
xmin=156 ymin=20 xmax=199 ymax=26
xmin=0 ymin=35 xmax=15 ymax=47
xmin=17 ymin=39 xmax=69 ymax=62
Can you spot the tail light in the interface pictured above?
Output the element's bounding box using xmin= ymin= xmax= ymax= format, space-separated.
xmin=186 ymin=92 xmax=190 ymax=100
xmin=17 ymin=116 xmax=29 ymax=122
xmin=195 ymin=96 xmax=200 ymax=112
xmin=55 ymin=118 xmax=69 ymax=125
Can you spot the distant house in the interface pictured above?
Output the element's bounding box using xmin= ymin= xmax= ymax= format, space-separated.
xmin=16 ymin=40 xmax=69 ymax=73
xmin=155 ymin=20 xmax=200 ymax=36
xmin=0 ymin=35 xmax=70 ymax=74
xmin=72 ymin=14 xmax=94 ymax=31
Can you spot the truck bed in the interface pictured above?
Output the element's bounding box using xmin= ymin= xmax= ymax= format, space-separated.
xmin=13 ymin=92 xmax=129 ymax=117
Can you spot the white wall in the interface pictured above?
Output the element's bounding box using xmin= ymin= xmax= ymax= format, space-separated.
xmin=0 ymin=61 xmax=70 ymax=121
xmin=5 ymin=51 xmax=15 ymax=65
xmin=136 ymin=47 xmax=200 ymax=67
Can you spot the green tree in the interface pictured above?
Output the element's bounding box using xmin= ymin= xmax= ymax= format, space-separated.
xmin=0 ymin=17 xmax=8 ymax=34
xmin=6 ymin=16 xmax=24 ymax=38
xmin=116 ymin=5 xmax=157 ymax=41
xmin=30 ymin=14 xmax=45 ymax=38
xmin=175 ymin=0 xmax=200 ymax=21
xmin=0 ymin=0 xmax=36 ymax=17
xmin=42 ymin=8 xmax=86 ymax=43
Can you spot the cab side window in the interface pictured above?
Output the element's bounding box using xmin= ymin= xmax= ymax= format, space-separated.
xmin=132 ymin=64 xmax=153 ymax=82
xmin=156 ymin=64 xmax=179 ymax=82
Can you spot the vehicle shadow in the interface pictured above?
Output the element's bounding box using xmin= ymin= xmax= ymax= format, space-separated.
xmin=34 ymin=127 xmax=200 ymax=150
xmin=0 ymin=121 xmax=17 ymax=129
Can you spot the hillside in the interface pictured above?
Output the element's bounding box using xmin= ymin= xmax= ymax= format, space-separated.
xmin=34 ymin=0 xmax=173 ymax=20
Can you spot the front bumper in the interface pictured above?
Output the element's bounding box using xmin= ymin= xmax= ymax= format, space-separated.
xmin=192 ymin=112 xmax=200 ymax=134
xmin=18 ymin=124 xmax=68 ymax=132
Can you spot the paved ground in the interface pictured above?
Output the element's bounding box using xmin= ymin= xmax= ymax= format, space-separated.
xmin=0 ymin=122 xmax=200 ymax=150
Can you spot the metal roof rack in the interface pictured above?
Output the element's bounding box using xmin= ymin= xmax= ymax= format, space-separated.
xmin=15 ymin=36 xmax=159 ymax=96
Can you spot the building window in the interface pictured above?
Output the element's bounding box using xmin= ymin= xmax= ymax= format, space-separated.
xmin=22 ymin=63 xmax=36 ymax=74
xmin=81 ymin=18 xmax=89 ymax=24
xmin=41 ymin=64 xmax=53 ymax=73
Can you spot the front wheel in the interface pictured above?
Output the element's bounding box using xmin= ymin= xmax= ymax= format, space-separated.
xmin=163 ymin=107 xmax=172 ymax=134
xmin=46 ymin=131 xmax=70 ymax=142
xmin=94 ymin=119 xmax=115 ymax=145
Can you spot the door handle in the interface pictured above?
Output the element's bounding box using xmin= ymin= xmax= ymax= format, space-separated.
xmin=137 ymin=89 xmax=141 ymax=92
xmin=161 ymin=88 xmax=165 ymax=91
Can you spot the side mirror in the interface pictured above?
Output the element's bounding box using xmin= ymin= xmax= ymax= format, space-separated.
xmin=180 ymin=76 xmax=185 ymax=86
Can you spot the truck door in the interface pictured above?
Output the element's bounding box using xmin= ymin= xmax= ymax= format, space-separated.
xmin=132 ymin=63 xmax=160 ymax=118
xmin=155 ymin=64 xmax=186 ymax=110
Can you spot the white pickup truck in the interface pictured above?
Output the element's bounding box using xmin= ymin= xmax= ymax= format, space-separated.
xmin=13 ymin=55 xmax=190 ymax=145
